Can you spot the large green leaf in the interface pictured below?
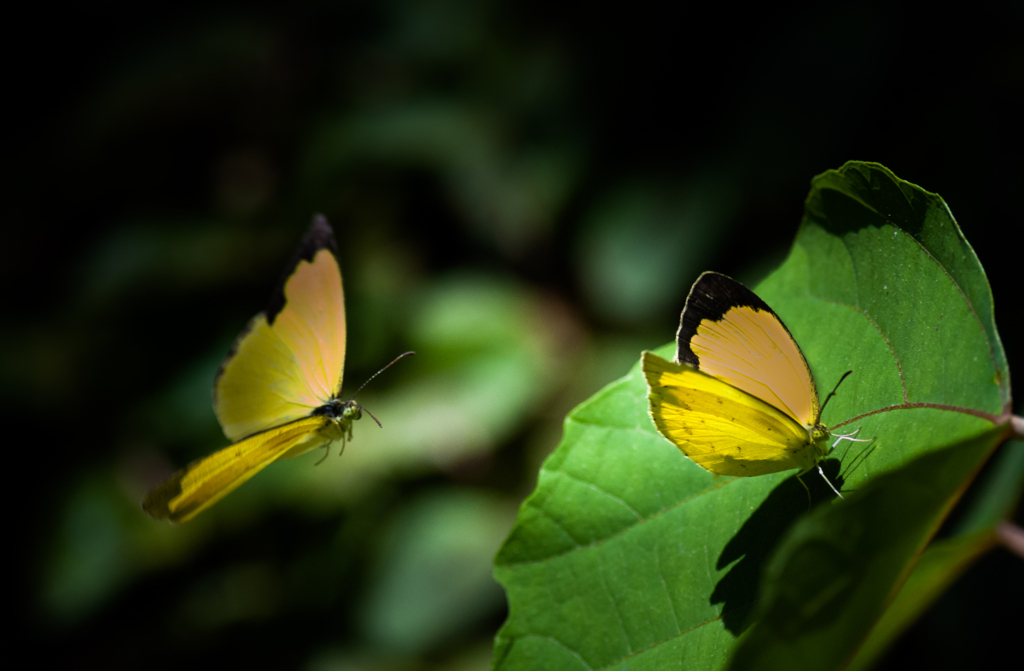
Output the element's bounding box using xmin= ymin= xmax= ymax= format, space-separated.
xmin=492 ymin=162 xmax=1013 ymax=670
xmin=843 ymin=440 xmax=1024 ymax=671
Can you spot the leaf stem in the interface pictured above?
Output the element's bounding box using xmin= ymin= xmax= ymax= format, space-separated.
xmin=1011 ymin=414 xmax=1024 ymax=439
xmin=996 ymin=522 xmax=1024 ymax=560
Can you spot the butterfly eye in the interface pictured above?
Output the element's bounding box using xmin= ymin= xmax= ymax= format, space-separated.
xmin=344 ymin=405 xmax=362 ymax=421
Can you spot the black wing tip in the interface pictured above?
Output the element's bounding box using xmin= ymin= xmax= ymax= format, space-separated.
xmin=690 ymin=272 xmax=772 ymax=315
xmin=141 ymin=475 xmax=184 ymax=522
xmin=675 ymin=271 xmax=776 ymax=365
xmin=300 ymin=214 xmax=338 ymax=261
xmin=266 ymin=214 xmax=340 ymax=323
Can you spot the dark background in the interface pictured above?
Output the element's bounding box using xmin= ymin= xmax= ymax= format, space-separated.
xmin=6 ymin=1 xmax=1022 ymax=669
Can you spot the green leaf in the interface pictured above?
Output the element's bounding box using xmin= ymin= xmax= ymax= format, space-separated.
xmin=727 ymin=430 xmax=1003 ymax=671
xmin=843 ymin=440 xmax=1024 ymax=671
xmin=949 ymin=440 xmax=1024 ymax=537
xmin=492 ymin=162 xmax=1012 ymax=670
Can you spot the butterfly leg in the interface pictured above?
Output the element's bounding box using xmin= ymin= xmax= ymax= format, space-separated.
xmin=314 ymin=443 xmax=331 ymax=466
xmin=796 ymin=473 xmax=812 ymax=508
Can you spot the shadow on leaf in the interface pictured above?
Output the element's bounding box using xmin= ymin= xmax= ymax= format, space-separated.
xmin=711 ymin=459 xmax=845 ymax=635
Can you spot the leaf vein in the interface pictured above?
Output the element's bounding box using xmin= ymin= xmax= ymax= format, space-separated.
xmin=598 ymin=559 xmax=633 ymax=655
xmin=512 ymin=635 xmax=595 ymax=671
xmin=525 ymin=499 xmax=586 ymax=547
xmin=549 ymin=470 xmax=644 ymax=520
xmin=655 ymin=542 xmax=681 ymax=634
xmin=594 ymin=612 xmax=727 ymax=670
xmin=831 ymin=402 xmax=1000 ymax=430
xmin=809 ymin=295 xmax=908 ymax=405
xmin=905 ymin=232 xmax=1006 ymax=409
xmin=838 ymin=233 xmax=862 ymax=311
xmin=499 ymin=474 xmax=736 ymax=568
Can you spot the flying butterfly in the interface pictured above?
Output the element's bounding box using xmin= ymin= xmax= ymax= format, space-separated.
xmin=642 ymin=272 xmax=867 ymax=498
xmin=144 ymin=215 xmax=411 ymax=523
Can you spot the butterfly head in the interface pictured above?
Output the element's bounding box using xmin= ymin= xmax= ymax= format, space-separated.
xmin=313 ymin=399 xmax=364 ymax=424
xmin=811 ymin=424 xmax=833 ymax=459
xmin=326 ymin=350 xmax=415 ymax=431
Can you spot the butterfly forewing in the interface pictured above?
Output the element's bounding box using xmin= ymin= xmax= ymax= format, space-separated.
xmin=677 ymin=272 xmax=819 ymax=427
xmin=272 ymin=246 xmax=347 ymax=400
xmin=213 ymin=217 xmax=347 ymax=442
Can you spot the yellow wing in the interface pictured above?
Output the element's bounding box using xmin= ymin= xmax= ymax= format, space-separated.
xmin=642 ymin=351 xmax=817 ymax=476
xmin=143 ymin=416 xmax=331 ymax=524
xmin=675 ymin=272 xmax=819 ymax=427
xmin=213 ymin=215 xmax=347 ymax=441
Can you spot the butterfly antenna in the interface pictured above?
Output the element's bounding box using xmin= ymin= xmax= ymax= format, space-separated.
xmin=349 ymin=351 xmax=415 ymax=401
xmin=817 ymin=370 xmax=852 ymax=424
xmin=362 ymin=406 xmax=382 ymax=428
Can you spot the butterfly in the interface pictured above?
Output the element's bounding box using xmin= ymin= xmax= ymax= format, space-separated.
xmin=144 ymin=215 xmax=410 ymax=523
xmin=642 ymin=271 xmax=867 ymax=498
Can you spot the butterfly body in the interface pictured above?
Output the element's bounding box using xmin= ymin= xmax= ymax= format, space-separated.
xmin=643 ymin=272 xmax=842 ymax=485
xmin=303 ymin=398 xmax=363 ymax=454
xmin=264 ymin=399 xmax=364 ymax=461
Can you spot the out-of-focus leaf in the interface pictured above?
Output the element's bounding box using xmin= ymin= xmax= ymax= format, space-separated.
xmin=308 ymin=641 xmax=494 ymax=671
xmin=576 ymin=180 xmax=736 ymax=324
xmin=78 ymin=221 xmax=288 ymax=306
xmin=362 ymin=489 xmax=516 ymax=654
xmin=174 ymin=561 xmax=283 ymax=630
xmin=136 ymin=348 xmax=225 ymax=450
xmin=42 ymin=476 xmax=133 ymax=621
xmin=82 ymin=22 xmax=278 ymax=141
xmin=41 ymin=471 xmax=206 ymax=622
xmin=840 ymin=532 xmax=994 ymax=671
xmin=728 ymin=430 xmax=1002 ymax=671
xmin=305 ymin=101 xmax=580 ymax=255
xmin=844 ymin=440 xmax=1024 ymax=671
xmin=949 ymin=440 xmax=1024 ymax=536
xmin=491 ymin=162 xmax=1011 ymax=670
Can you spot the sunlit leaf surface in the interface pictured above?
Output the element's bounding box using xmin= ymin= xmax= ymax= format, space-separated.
xmin=492 ymin=162 xmax=1012 ymax=671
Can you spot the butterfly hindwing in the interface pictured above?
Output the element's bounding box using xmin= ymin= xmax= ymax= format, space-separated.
xmin=143 ymin=416 xmax=332 ymax=523
xmin=675 ymin=271 xmax=819 ymax=427
xmin=643 ymin=352 xmax=814 ymax=476
xmin=213 ymin=216 xmax=347 ymax=442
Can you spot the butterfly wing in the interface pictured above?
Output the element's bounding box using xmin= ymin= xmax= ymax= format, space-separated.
xmin=213 ymin=215 xmax=347 ymax=441
xmin=143 ymin=416 xmax=332 ymax=524
xmin=643 ymin=351 xmax=816 ymax=476
xmin=675 ymin=271 xmax=819 ymax=428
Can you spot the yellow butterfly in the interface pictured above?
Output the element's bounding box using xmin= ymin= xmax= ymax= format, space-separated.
xmin=144 ymin=215 xmax=410 ymax=523
xmin=642 ymin=272 xmax=866 ymax=498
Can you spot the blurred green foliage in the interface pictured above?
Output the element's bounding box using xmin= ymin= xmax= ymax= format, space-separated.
xmin=5 ymin=1 xmax=1021 ymax=669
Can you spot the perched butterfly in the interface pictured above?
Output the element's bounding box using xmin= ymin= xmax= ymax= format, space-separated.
xmin=144 ymin=215 xmax=411 ymax=523
xmin=642 ymin=272 xmax=866 ymax=498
